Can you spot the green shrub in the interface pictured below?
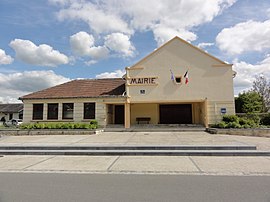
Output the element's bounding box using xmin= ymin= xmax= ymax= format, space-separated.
xmin=64 ymin=123 xmax=72 ymax=129
xmin=261 ymin=114 xmax=270 ymax=126
xmin=212 ymin=114 xmax=261 ymax=129
xmin=216 ymin=121 xmax=227 ymax=128
xmin=226 ymin=121 xmax=242 ymax=128
xmin=33 ymin=123 xmax=46 ymax=129
xmin=238 ymin=117 xmax=249 ymax=125
xmin=89 ymin=120 xmax=98 ymax=129
xmin=90 ymin=120 xmax=98 ymax=125
xmin=90 ymin=124 xmax=97 ymax=129
xmin=73 ymin=123 xmax=81 ymax=129
xmin=19 ymin=121 xmax=98 ymax=130
xmin=239 ymin=117 xmax=257 ymax=128
xmin=81 ymin=123 xmax=89 ymax=129
xmin=246 ymin=113 xmax=260 ymax=125
xmin=242 ymin=124 xmax=251 ymax=128
xmin=222 ymin=115 xmax=239 ymax=123
xmin=20 ymin=123 xmax=34 ymax=129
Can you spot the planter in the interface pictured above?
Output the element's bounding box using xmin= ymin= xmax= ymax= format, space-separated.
xmin=207 ymin=128 xmax=270 ymax=138
xmin=0 ymin=129 xmax=103 ymax=136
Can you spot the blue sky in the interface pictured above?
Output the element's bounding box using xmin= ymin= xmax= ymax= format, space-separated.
xmin=0 ymin=0 xmax=270 ymax=102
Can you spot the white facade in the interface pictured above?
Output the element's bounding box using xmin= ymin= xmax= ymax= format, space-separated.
xmin=21 ymin=37 xmax=235 ymax=128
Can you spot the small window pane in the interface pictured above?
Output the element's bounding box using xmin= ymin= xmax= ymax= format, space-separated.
xmin=84 ymin=103 xmax=95 ymax=119
xmin=33 ymin=104 xmax=43 ymax=120
xmin=47 ymin=103 xmax=58 ymax=120
xmin=62 ymin=103 xmax=74 ymax=119
xmin=175 ymin=76 xmax=182 ymax=83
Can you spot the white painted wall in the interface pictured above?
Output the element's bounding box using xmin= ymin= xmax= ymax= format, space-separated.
xmin=22 ymin=97 xmax=125 ymax=126
xmin=126 ymin=37 xmax=235 ymax=124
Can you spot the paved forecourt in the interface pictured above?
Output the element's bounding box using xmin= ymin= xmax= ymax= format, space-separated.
xmin=0 ymin=155 xmax=270 ymax=175
xmin=0 ymin=131 xmax=270 ymax=175
xmin=0 ymin=131 xmax=270 ymax=150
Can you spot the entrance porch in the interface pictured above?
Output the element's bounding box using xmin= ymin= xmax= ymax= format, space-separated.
xmin=106 ymin=100 xmax=208 ymax=128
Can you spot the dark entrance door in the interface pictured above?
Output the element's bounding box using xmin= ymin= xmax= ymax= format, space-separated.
xmin=114 ymin=105 xmax=124 ymax=124
xmin=159 ymin=104 xmax=192 ymax=124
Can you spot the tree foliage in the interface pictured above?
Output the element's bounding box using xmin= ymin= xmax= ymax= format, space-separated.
xmin=252 ymin=75 xmax=270 ymax=112
xmin=235 ymin=91 xmax=263 ymax=113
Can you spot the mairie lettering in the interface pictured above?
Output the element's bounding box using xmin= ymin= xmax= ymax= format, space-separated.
xmin=129 ymin=77 xmax=156 ymax=85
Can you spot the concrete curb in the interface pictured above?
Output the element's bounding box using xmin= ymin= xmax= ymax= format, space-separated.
xmin=0 ymin=145 xmax=257 ymax=151
xmin=0 ymin=129 xmax=104 ymax=136
xmin=1 ymin=145 xmax=269 ymax=156
xmin=0 ymin=150 xmax=269 ymax=156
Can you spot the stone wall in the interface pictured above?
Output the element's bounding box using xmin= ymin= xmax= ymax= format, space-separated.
xmin=207 ymin=128 xmax=270 ymax=138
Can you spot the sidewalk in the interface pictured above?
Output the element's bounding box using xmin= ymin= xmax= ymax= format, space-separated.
xmin=0 ymin=132 xmax=270 ymax=175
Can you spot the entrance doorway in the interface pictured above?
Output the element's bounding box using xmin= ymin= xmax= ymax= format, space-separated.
xmin=114 ymin=105 xmax=124 ymax=124
xmin=159 ymin=104 xmax=192 ymax=124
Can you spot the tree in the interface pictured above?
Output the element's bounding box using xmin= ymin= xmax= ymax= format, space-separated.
xmin=252 ymin=75 xmax=270 ymax=112
xmin=235 ymin=91 xmax=263 ymax=113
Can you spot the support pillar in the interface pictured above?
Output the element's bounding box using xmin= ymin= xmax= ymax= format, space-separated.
xmin=204 ymin=98 xmax=209 ymax=128
xmin=124 ymin=103 xmax=130 ymax=128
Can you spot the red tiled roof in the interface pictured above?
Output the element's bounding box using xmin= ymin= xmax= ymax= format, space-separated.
xmin=0 ymin=104 xmax=23 ymax=113
xmin=20 ymin=78 xmax=126 ymax=100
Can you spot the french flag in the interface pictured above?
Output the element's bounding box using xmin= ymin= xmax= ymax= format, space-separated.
xmin=170 ymin=69 xmax=175 ymax=81
xmin=184 ymin=70 xmax=189 ymax=84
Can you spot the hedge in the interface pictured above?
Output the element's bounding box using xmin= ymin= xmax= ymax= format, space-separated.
xmin=212 ymin=114 xmax=260 ymax=129
xmin=260 ymin=113 xmax=270 ymax=126
xmin=19 ymin=121 xmax=98 ymax=130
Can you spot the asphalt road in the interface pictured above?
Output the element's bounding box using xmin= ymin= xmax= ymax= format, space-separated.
xmin=0 ymin=173 xmax=269 ymax=202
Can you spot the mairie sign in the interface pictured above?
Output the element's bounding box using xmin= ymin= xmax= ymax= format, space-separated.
xmin=128 ymin=77 xmax=157 ymax=85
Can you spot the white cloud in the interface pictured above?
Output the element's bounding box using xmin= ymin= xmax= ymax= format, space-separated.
xmin=85 ymin=60 xmax=97 ymax=66
xmin=48 ymin=0 xmax=71 ymax=6
xmin=0 ymin=70 xmax=70 ymax=103
xmin=153 ymin=25 xmax=197 ymax=46
xmin=70 ymin=31 xmax=95 ymax=56
xmin=70 ymin=31 xmax=109 ymax=59
xmin=96 ymin=69 xmax=125 ymax=79
xmin=116 ymin=0 xmax=236 ymax=31
xmin=86 ymin=46 xmax=109 ymax=60
xmin=9 ymin=39 xmax=69 ymax=67
xmin=233 ymin=55 xmax=270 ymax=95
xmin=216 ymin=20 xmax=270 ymax=55
xmin=57 ymin=2 xmax=132 ymax=34
xmin=52 ymin=0 xmax=236 ymax=46
xmin=104 ymin=33 xmax=135 ymax=57
xmin=0 ymin=49 xmax=13 ymax=65
xmin=197 ymin=42 xmax=214 ymax=49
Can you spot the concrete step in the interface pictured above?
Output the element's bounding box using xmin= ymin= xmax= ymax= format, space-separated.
xmin=0 ymin=145 xmax=257 ymax=151
xmin=104 ymin=128 xmax=206 ymax=132
xmin=0 ymin=150 xmax=269 ymax=156
xmin=104 ymin=124 xmax=206 ymax=132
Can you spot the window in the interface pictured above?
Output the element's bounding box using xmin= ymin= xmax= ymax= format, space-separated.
xmin=140 ymin=89 xmax=145 ymax=94
xmin=84 ymin=103 xmax=95 ymax=119
xmin=47 ymin=103 xmax=58 ymax=120
xmin=19 ymin=111 xmax=23 ymax=119
xmin=33 ymin=104 xmax=43 ymax=120
xmin=175 ymin=76 xmax=182 ymax=84
xmin=62 ymin=103 xmax=74 ymax=119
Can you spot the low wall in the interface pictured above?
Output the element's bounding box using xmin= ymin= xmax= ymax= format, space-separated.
xmin=0 ymin=129 xmax=103 ymax=136
xmin=207 ymin=128 xmax=270 ymax=138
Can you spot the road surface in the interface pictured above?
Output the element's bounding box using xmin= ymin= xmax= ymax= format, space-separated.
xmin=0 ymin=173 xmax=269 ymax=202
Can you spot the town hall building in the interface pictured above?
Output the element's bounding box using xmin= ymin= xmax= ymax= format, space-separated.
xmin=20 ymin=36 xmax=235 ymax=128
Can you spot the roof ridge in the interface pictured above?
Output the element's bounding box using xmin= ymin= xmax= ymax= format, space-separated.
xmin=20 ymin=77 xmax=126 ymax=100
xmin=19 ymin=80 xmax=75 ymax=99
